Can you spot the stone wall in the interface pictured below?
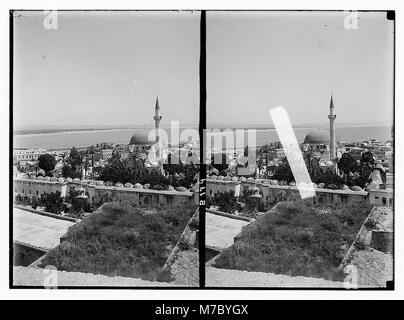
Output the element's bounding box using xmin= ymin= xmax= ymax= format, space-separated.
xmin=207 ymin=178 xmax=370 ymax=208
xmin=13 ymin=178 xmax=67 ymax=201
xmin=207 ymin=180 xmax=241 ymax=197
xmin=261 ymin=184 xmax=369 ymax=207
xmin=13 ymin=178 xmax=198 ymax=207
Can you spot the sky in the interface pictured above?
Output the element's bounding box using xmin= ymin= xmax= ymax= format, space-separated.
xmin=13 ymin=11 xmax=200 ymax=129
xmin=207 ymin=11 xmax=394 ymax=127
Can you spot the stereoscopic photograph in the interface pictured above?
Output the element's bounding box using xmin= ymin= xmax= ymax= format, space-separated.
xmin=205 ymin=11 xmax=394 ymax=288
xmin=12 ymin=10 xmax=200 ymax=287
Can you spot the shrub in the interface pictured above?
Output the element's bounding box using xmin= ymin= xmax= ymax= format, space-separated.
xmin=210 ymin=191 xmax=240 ymax=213
xmin=31 ymin=196 xmax=39 ymax=210
xmin=177 ymin=239 xmax=191 ymax=251
xmin=188 ymin=217 xmax=199 ymax=230
xmin=354 ymin=241 xmax=366 ymax=251
xmin=364 ymin=218 xmax=377 ymax=229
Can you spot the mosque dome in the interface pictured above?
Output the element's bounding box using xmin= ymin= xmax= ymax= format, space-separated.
xmin=129 ymin=130 xmax=156 ymax=145
xmin=303 ymin=130 xmax=329 ymax=144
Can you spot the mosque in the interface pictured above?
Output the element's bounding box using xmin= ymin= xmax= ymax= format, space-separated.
xmin=302 ymin=95 xmax=337 ymax=162
xmin=128 ymin=96 xmax=164 ymax=170
xmin=127 ymin=97 xmax=199 ymax=170
xmin=129 ymin=96 xmax=162 ymax=153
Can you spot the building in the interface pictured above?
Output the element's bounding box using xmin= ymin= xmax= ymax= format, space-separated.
xmin=129 ymin=96 xmax=162 ymax=154
xmin=302 ymin=130 xmax=330 ymax=160
xmin=94 ymin=149 xmax=113 ymax=161
xmin=129 ymin=130 xmax=155 ymax=153
xmin=368 ymin=188 xmax=394 ymax=207
xmin=13 ymin=148 xmax=47 ymax=164
xmin=301 ymin=95 xmax=338 ymax=163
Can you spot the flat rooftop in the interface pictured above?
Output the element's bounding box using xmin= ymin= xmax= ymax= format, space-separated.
xmin=206 ymin=212 xmax=249 ymax=251
xmin=13 ymin=207 xmax=75 ymax=251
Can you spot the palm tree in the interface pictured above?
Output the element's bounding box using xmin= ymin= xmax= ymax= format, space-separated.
xmin=87 ymin=146 xmax=95 ymax=179
xmin=82 ymin=157 xmax=90 ymax=179
xmin=257 ymin=144 xmax=271 ymax=179
xmin=126 ymin=151 xmax=147 ymax=183
xmin=303 ymin=151 xmax=324 ymax=184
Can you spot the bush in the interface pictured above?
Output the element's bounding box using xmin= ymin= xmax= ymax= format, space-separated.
xmin=40 ymin=191 xmax=64 ymax=214
xmin=188 ymin=217 xmax=199 ymax=230
xmin=210 ymin=191 xmax=240 ymax=213
xmin=31 ymin=196 xmax=39 ymax=210
xmin=364 ymin=217 xmax=377 ymax=229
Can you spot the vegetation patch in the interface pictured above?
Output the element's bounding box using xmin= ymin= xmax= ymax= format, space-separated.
xmin=40 ymin=200 xmax=196 ymax=282
xmin=206 ymin=188 xmax=267 ymax=219
xmin=213 ymin=200 xmax=372 ymax=281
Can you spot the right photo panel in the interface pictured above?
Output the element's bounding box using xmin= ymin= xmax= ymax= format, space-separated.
xmin=205 ymin=11 xmax=394 ymax=288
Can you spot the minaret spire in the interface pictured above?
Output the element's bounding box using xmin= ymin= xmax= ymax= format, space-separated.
xmin=153 ymin=95 xmax=162 ymax=159
xmin=328 ymin=93 xmax=336 ymax=160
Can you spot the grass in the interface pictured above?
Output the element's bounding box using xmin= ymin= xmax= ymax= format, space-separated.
xmin=213 ymin=200 xmax=372 ymax=281
xmin=40 ymin=200 xmax=197 ymax=282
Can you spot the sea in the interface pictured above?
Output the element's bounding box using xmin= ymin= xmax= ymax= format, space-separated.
xmin=13 ymin=125 xmax=392 ymax=150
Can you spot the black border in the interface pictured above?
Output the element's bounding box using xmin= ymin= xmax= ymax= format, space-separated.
xmin=199 ymin=10 xmax=206 ymax=288
xmin=9 ymin=9 xmax=395 ymax=291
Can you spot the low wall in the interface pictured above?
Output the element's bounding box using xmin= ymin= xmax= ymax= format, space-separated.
xmin=261 ymin=184 xmax=369 ymax=207
xmin=13 ymin=178 xmax=198 ymax=207
xmin=91 ymin=185 xmax=196 ymax=207
xmin=207 ymin=179 xmax=370 ymax=208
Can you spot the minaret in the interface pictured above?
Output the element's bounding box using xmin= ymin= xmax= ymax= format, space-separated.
xmin=153 ymin=96 xmax=162 ymax=143
xmin=153 ymin=96 xmax=162 ymax=160
xmin=328 ymin=94 xmax=336 ymax=160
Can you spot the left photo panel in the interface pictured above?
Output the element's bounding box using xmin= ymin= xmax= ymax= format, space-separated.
xmin=11 ymin=10 xmax=201 ymax=288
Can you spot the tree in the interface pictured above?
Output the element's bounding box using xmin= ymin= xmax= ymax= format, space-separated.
xmin=126 ymin=152 xmax=147 ymax=183
xmin=211 ymin=190 xmax=240 ymax=213
xmin=239 ymin=188 xmax=265 ymax=213
xmin=324 ymin=167 xmax=337 ymax=186
xmin=143 ymin=168 xmax=169 ymax=188
xmin=37 ymin=154 xmax=57 ymax=175
xmin=273 ymin=157 xmax=294 ymax=183
xmin=303 ymin=151 xmax=325 ymax=184
xmin=82 ymin=156 xmax=90 ymax=179
xmin=338 ymin=153 xmax=358 ymax=175
xmin=360 ymin=151 xmax=375 ymax=168
xmin=40 ymin=191 xmax=65 ymax=214
xmin=62 ymin=165 xmax=77 ymax=178
xmin=357 ymin=151 xmax=376 ymax=187
xmin=65 ymin=189 xmax=92 ymax=216
xmin=257 ymin=144 xmax=272 ymax=178
xmin=31 ymin=196 xmax=39 ymax=210
xmin=67 ymin=147 xmax=83 ymax=173
xmin=99 ymin=158 xmax=127 ymax=183
xmin=87 ymin=146 xmax=95 ymax=170
xmin=211 ymin=153 xmax=228 ymax=175
xmin=338 ymin=153 xmax=358 ymax=185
